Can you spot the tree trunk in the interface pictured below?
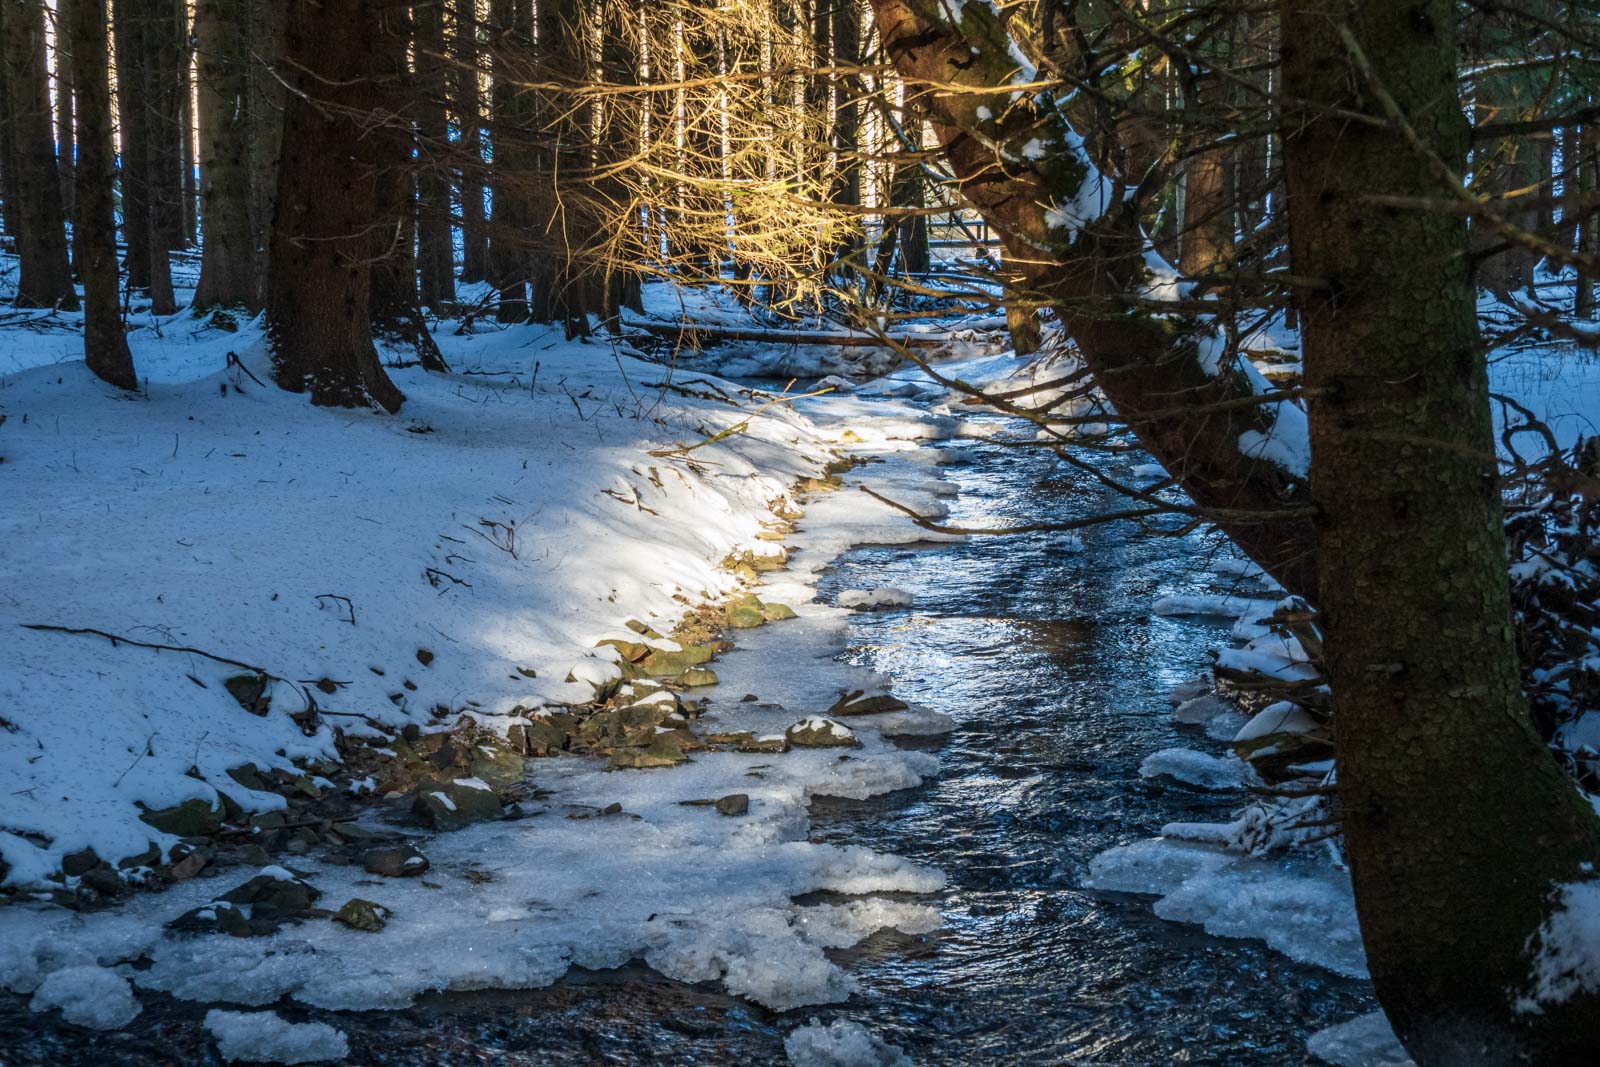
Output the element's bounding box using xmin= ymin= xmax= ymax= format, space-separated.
xmin=1179 ymin=68 xmax=1236 ymax=279
xmin=145 ymin=0 xmax=185 ymax=251
xmin=68 ymin=0 xmax=136 ymax=389
xmin=192 ymin=0 xmax=256 ymax=309
xmin=4 ymin=0 xmax=77 ymax=309
xmin=1282 ymin=1 xmax=1600 ymax=1060
xmin=368 ymin=2 xmax=444 ymax=371
xmin=266 ymin=0 xmax=403 ymax=413
xmin=246 ymin=0 xmax=287 ymax=312
xmin=452 ymin=0 xmax=488 ymax=284
xmin=53 ymin=0 xmax=77 ymax=255
xmin=0 ymin=0 xmax=21 ymax=242
xmin=178 ymin=0 xmax=198 ymax=247
xmin=414 ymin=0 xmax=456 ymax=312
xmin=112 ymin=0 xmax=153 ymax=294
xmin=487 ymin=0 xmax=531 ymax=321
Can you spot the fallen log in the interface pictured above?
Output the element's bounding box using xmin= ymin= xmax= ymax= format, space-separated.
xmin=619 ymin=316 xmax=988 ymax=348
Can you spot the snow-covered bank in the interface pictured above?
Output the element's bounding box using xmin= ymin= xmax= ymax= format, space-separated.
xmin=1 ymin=296 xmax=973 ymax=1034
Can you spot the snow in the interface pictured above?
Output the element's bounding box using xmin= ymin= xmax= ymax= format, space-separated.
xmin=785 ymin=1018 xmax=913 ymax=1067
xmin=204 ymin=1010 xmax=349 ymax=1065
xmin=1307 ymin=1011 xmax=1413 ymax=1067
xmin=0 ymin=292 xmax=962 ymax=1022
xmin=28 ymin=964 xmax=142 ymax=1030
xmin=1517 ymin=875 xmax=1600 ymax=1012
xmin=1138 ymin=748 xmax=1257 ymax=791
xmin=838 ymin=588 xmax=914 ymax=610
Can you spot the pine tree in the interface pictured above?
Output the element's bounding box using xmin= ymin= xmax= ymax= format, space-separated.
xmin=4 ymin=0 xmax=78 ymax=309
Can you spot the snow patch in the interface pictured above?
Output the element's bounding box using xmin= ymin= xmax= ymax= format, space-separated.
xmin=785 ymin=1018 xmax=913 ymax=1067
xmin=29 ymin=965 xmax=141 ymax=1030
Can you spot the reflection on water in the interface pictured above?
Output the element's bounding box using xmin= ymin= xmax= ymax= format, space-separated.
xmin=2 ymin=422 xmax=1372 ymax=1066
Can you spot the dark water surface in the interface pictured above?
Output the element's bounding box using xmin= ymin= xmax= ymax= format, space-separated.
xmin=2 ymin=421 xmax=1372 ymax=1066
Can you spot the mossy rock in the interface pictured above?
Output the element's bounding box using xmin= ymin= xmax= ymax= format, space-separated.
xmin=679 ymin=668 xmax=718 ymax=687
xmin=334 ymin=898 xmax=390 ymax=933
xmin=786 ymin=718 xmax=860 ymax=748
xmin=596 ymin=638 xmax=652 ymax=663
xmin=468 ymin=747 xmax=526 ymax=790
xmin=827 ymin=691 xmax=910 ymax=717
xmin=609 ymin=738 xmax=688 ymax=769
xmin=411 ymin=778 xmax=503 ymax=831
xmin=625 ymin=619 xmax=665 ymax=639
xmin=140 ymin=798 xmax=226 ymax=837
xmin=509 ymin=719 xmax=570 ymax=757
xmin=761 ymin=602 xmax=798 ymax=622
xmin=641 ymin=645 xmax=715 ymax=677
xmin=724 ymin=595 xmax=767 ymax=630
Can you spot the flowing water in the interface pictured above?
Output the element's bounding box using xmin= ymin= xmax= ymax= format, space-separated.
xmin=2 ymin=413 xmax=1374 ymax=1066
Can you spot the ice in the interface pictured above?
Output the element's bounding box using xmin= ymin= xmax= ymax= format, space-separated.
xmin=784 ymin=1018 xmax=913 ymax=1067
xmin=1235 ymin=701 xmax=1322 ymax=743
xmin=28 ymin=965 xmax=142 ymax=1030
xmin=1307 ymin=1011 xmax=1414 ymax=1067
xmin=1138 ymin=748 xmax=1256 ymax=791
xmin=839 ymin=588 xmax=914 ymax=610
xmin=1087 ymin=839 xmax=1367 ymax=978
xmin=204 ymin=1010 xmax=349 ymax=1065
xmin=1152 ymin=594 xmax=1280 ymax=619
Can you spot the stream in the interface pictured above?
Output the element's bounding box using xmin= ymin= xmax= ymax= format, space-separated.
xmin=2 ymin=393 xmax=1375 ymax=1066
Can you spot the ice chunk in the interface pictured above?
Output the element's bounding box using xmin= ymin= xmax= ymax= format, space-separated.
xmin=204 ymin=1010 xmax=349 ymax=1065
xmin=785 ymin=1018 xmax=913 ymax=1067
xmin=1138 ymin=748 xmax=1256 ymax=791
xmin=29 ymin=965 xmax=141 ymax=1030
xmin=1307 ymin=1011 xmax=1414 ymax=1066
xmin=1518 ymin=876 xmax=1600 ymax=1012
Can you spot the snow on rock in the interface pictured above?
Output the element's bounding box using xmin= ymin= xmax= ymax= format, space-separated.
xmin=204 ymin=1010 xmax=349 ymax=1065
xmin=838 ymin=588 xmax=914 ymax=611
xmin=784 ymin=1018 xmax=913 ymax=1067
xmin=1235 ymin=701 xmax=1322 ymax=744
xmin=1517 ymin=876 xmax=1600 ymax=1013
xmin=28 ymin=965 xmax=141 ymax=1030
xmin=1152 ymin=594 xmax=1280 ymax=619
xmin=1307 ymin=1011 xmax=1414 ymax=1067
xmin=1138 ymin=748 xmax=1257 ymax=791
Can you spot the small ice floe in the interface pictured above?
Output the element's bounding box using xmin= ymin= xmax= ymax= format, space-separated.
xmin=29 ymin=965 xmax=141 ymax=1031
xmin=1138 ymin=748 xmax=1257 ymax=792
xmin=204 ymin=1010 xmax=349 ymax=1065
xmin=784 ymin=1018 xmax=913 ymax=1067
xmin=1306 ymin=1011 xmax=1413 ymax=1066
xmin=838 ymin=588 xmax=913 ymax=611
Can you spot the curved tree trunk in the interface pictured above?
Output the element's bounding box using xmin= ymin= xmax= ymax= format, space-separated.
xmin=862 ymin=0 xmax=1318 ymax=599
xmin=68 ymin=0 xmax=136 ymax=389
xmin=1282 ymin=2 xmax=1600 ymax=1060
xmin=266 ymin=0 xmax=403 ymax=413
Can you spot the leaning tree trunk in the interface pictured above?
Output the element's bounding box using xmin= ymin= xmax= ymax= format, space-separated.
xmin=4 ymin=0 xmax=77 ymax=309
xmin=862 ymin=0 xmax=1319 ymax=599
xmin=1282 ymin=1 xmax=1600 ymax=1060
xmin=192 ymin=0 xmax=256 ymax=309
xmin=266 ymin=0 xmax=404 ymax=413
xmin=68 ymin=0 xmax=136 ymax=389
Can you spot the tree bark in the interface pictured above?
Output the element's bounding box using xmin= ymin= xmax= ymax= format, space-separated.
xmin=4 ymin=0 xmax=77 ymax=309
xmin=246 ymin=0 xmax=287 ymax=312
xmin=266 ymin=0 xmax=404 ymax=413
xmin=53 ymin=0 xmax=77 ymax=253
xmin=68 ymin=0 xmax=136 ymax=389
xmin=487 ymin=0 xmax=531 ymax=321
xmin=1282 ymin=1 xmax=1600 ymax=1060
xmin=192 ymin=0 xmax=256 ymax=309
xmin=414 ymin=0 xmax=456 ymax=312
xmin=452 ymin=0 xmax=488 ymax=284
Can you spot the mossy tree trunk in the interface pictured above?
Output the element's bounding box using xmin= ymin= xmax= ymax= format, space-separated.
xmin=1282 ymin=2 xmax=1600 ymax=1060
xmin=68 ymin=0 xmax=136 ymax=389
